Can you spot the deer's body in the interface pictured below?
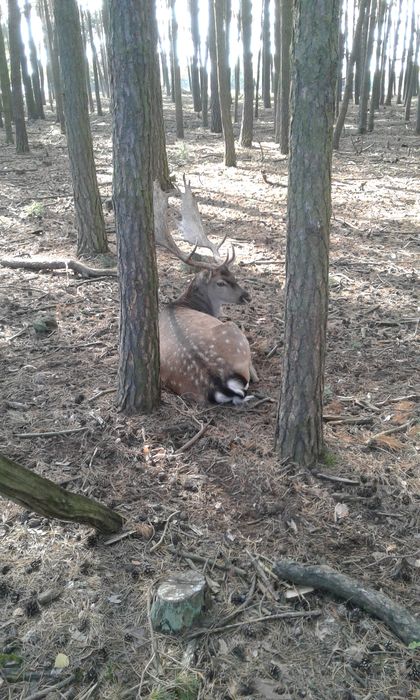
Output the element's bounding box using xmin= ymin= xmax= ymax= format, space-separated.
xmin=159 ymin=267 xmax=253 ymax=404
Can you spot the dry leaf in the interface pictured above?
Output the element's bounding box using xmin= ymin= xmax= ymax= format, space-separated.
xmin=373 ymin=434 xmax=404 ymax=451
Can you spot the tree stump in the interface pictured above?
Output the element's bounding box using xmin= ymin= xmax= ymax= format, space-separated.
xmin=150 ymin=571 xmax=207 ymax=633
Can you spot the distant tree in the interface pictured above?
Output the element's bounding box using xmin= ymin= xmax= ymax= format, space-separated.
xmin=405 ymin=31 xmax=419 ymax=123
xmin=86 ymin=10 xmax=103 ymax=116
xmin=255 ymin=47 xmax=260 ymax=118
xmin=275 ymin=0 xmax=340 ymax=466
xmin=108 ymin=0 xmax=160 ymax=414
xmin=416 ymin=85 xmax=420 ymax=134
xmin=368 ymin=0 xmax=386 ymax=131
xmin=170 ymin=0 xmax=184 ymax=138
xmin=262 ymin=0 xmax=271 ymax=108
xmin=276 ymin=0 xmax=292 ymax=153
xmin=358 ymin=0 xmax=377 ymax=134
xmin=378 ymin=1 xmax=392 ymax=105
xmin=8 ymin=0 xmax=29 ymax=152
xmin=0 ymin=22 xmax=14 ymax=144
xmin=396 ymin=6 xmax=409 ymax=103
xmin=16 ymin=4 xmax=37 ymax=119
xmin=354 ymin=0 xmax=371 ymax=104
xmin=54 ymin=0 xmax=108 ymax=256
xmin=385 ymin=0 xmax=403 ymax=105
xmin=189 ymin=0 xmax=202 ymax=112
xmin=239 ymin=0 xmax=253 ymax=147
xmin=208 ymin=0 xmax=222 ymax=132
xmin=201 ymin=42 xmax=209 ymax=127
xmin=214 ymin=0 xmax=236 ymax=166
xmin=402 ymin=5 xmax=415 ymax=104
xmin=23 ymin=2 xmax=45 ymax=119
xmin=41 ymin=0 xmax=65 ymax=131
xmin=150 ymin=0 xmax=171 ymax=190
xmin=333 ymin=0 xmax=369 ymax=149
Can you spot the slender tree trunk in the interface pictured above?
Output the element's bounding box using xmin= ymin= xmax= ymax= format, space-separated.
xmin=278 ymin=0 xmax=292 ymax=153
xmin=0 ymin=24 xmax=14 ymax=144
xmin=368 ymin=0 xmax=386 ymax=131
xmin=8 ymin=0 xmax=29 ymax=152
xmin=262 ymin=0 xmax=271 ymax=108
xmin=355 ymin=0 xmax=371 ymax=105
xmin=189 ymin=0 xmax=202 ymax=112
xmin=276 ymin=0 xmax=340 ymax=467
xmin=415 ymin=85 xmax=420 ymax=134
xmin=209 ymin=0 xmax=222 ymax=132
xmin=234 ymin=56 xmax=240 ymax=122
xmin=80 ymin=10 xmax=94 ymax=112
xmin=159 ymin=38 xmax=171 ymax=97
xmin=200 ymin=47 xmax=209 ymax=127
xmin=0 ymin=96 xmax=3 ymax=128
xmin=240 ymin=0 xmax=253 ymax=147
xmin=403 ymin=4 xmax=415 ymax=105
xmin=214 ymin=0 xmax=236 ymax=166
xmin=17 ymin=6 xmax=38 ymax=119
xmin=23 ymin=2 xmax=45 ymax=119
xmin=336 ymin=29 xmax=345 ymax=115
xmin=333 ymin=0 xmax=369 ymax=149
xmin=54 ymin=0 xmax=108 ymax=256
xmin=379 ymin=0 xmax=392 ymax=105
xmin=255 ymin=48 xmax=261 ymax=118
xmin=150 ymin=0 xmax=171 ymax=190
xmin=108 ymin=0 xmax=160 ymax=414
xmin=170 ymin=0 xmax=184 ymax=138
xmin=396 ymin=8 xmax=409 ymax=103
xmin=42 ymin=0 xmax=65 ymax=132
xmin=273 ymin=0 xmax=280 ymax=124
xmin=358 ymin=0 xmax=377 ymax=134
xmin=405 ymin=35 xmax=419 ymax=122
xmin=86 ymin=10 xmax=103 ymax=116
xmin=385 ymin=0 xmax=402 ymax=105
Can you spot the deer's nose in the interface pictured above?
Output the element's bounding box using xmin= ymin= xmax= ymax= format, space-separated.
xmin=240 ymin=290 xmax=251 ymax=303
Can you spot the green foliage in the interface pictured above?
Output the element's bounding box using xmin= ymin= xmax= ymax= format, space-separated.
xmin=408 ymin=640 xmax=420 ymax=650
xmin=26 ymin=201 xmax=45 ymax=218
xmin=321 ymin=450 xmax=337 ymax=467
xmin=0 ymin=652 xmax=23 ymax=667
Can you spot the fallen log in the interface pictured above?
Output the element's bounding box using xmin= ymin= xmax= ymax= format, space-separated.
xmin=0 ymin=257 xmax=118 ymax=278
xmin=0 ymin=453 xmax=123 ymax=534
xmin=273 ymin=559 xmax=420 ymax=646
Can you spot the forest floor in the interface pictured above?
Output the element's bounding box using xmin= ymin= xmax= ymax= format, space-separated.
xmin=0 ymin=97 xmax=419 ymax=700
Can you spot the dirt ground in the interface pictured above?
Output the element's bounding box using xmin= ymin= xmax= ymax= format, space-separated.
xmin=0 ymin=97 xmax=419 ymax=700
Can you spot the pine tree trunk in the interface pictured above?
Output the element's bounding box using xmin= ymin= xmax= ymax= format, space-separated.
xmin=108 ymin=0 xmax=161 ymax=414
xmin=201 ymin=60 xmax=209 ymax=127
xmin=150 ymin=1 xmax=171 ymax=190
xmin=262 ymin=0 xmax=271 ymax=108
xmin=396 ymin=8 xmax=409 ymax=104
xmin=17 ymin=5 xmax=38 ymax=119
xmin=333 ymin=0 xmax=369 ymax=150
xmin=234 ymin=57 xmax=240 ymax=123
xmin=273 ymin=0 xmax=280 ymax=124
xmin=279 ymin=0 xmax=292 ymax=154
xmin=170 ymin=0 xmax=184 ymax=138
xmin=276 ymin=0 xmax=340 ymax=467
xmin=354 ymin=0 xmax=371 ymax=105
xmin=385 ymin=0 xmax=402 ymax=105
xmin=8 ymin=0 xmax=29 ymax=152
xmin=240 ymin=0 xmax=253 ymax=147
xmin=378 ymin=1 xmax=392 ymax=105
xmin=86 ymin=10 xmax=103 ymax=116
xmin=41 ymin=0 xmax=65 ymax=131
xmin=255 ymin=48 xmax=261 ymax=118
xmin=209 ymin=0 xmax=222 ymax=133
xmin=54 ymin=0 xmax=108 ymax=256
xmin=368 ymin=0 xmax=386 ymax=132
xmin=214 ymin=0 xmax=236 ymax=166
xmin=23 ymin=2 xmax=45 ymax=119
xmin=80 ymin=11 xmax=94 ymax=113
xmin=189 ymin=0 xmax=202 ymax=112
xmin=358 ymin=0 xmax=377 ymax=134
xmin=0 ymin=24 xmax=14 ymax=144
xmin=405 ymin=37 xmax=419 ymax=122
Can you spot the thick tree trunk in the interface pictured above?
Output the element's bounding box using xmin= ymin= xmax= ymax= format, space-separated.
xmin=189 ymin=0 xmax=202 ymax=112
xmin=54 ymin=0 xmax=108 ymax=256
xmin=239 ymin=0 xmax=253 ymax=147
xmin=275 ymin=0 xmax=340 ymax=467
xmin=385 ymin=0 xmax=402 ymax=105
xmin=333 ymin=0 xmax=369 ymax=150
xmin=209 ymin=0 xmax=222 ymax=133
xmin=0 ymin=24 xmax=14 ymax=144
xmin=8 ymin=0 xmax=29 ymax=152
xmin=170 ymin=0 xmax=184 ymax=138
xmin=358 ymin=0 xmax=377 ymax=134
xmin=262 ymin=0 xmax=271 ymax=108
xmin=109 ymin=0 xmax=161 ymax=414
xmin=214 ymin=0 xmax=236 ymax=166
xmin=86 ymin=10 xmax=103 ymax=116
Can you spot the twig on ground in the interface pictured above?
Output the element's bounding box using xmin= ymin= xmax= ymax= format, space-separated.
xmin=167 ymin=546 xmax=248 ymax=577
xmin=150 ymin=511 xmax=180 ymax=553
xmin=87 ymin=387 xmax=116 ymax=403
xmin=246 ymin=550 xmax=279 ymax=602
xmin=22 ymin=675 xmax=75 ymax=700
xmin=16 ymin=426 xmax=89 ymax=439
xmin=366 ymin=418 xmax=416 ymax=447
xmin=314 ymin=473 xmax=360 ymax=486
xmin=7 ymin=326 xmax=29 ymax=341
xmin=187 ymin=609 xmax=321 ymax=639
xmin=325 ymin=416 xmax=373 ymax=426
xmin=175 ymin=422 xmax=210 ymax=454
xmin=0 ymin=257 xmax=118 ymax=278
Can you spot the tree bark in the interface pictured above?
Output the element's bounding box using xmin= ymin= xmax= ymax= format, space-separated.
xmin=333 ymin=0 xmax=369 ymax=150
xmin=396 ymin=6 xmax=409 ymax=103
xmin=189 ymin=0 xmax=202 ymax=112
xmin=358 ymin=0 xmax=377 ymax=134
xmin=17 ymin=3 xmax=38 ymax=119
xmin=239 ymin=0 xmax=253 ymax=147
xmin=0 ymin=453 xmax=123 ymax=534
xmin=273 ymin=0 xmax=280 ymax=124
xmin=42 ymin=0 xmax=65 ymax=132
xmin=354 ymin=0 xmax=371 ymax=105
xmin=8 ymin=0 xmax=29 ymax=152
xmin=23 ymin=2 xmax=45 ymax=119
xmin=385 ymin=0 xmax=402 ymax=105
xmin=54 ymin=0 xmax=108 ymax=256
xmin=109 ymin=0 xmax=161 ymax=414
xmin=275 ymin=0 xmax=340 ymax=467
xmin=0 ymin=23 xmax=14 ymax=144
xmin=368 ymin=0 xmax=386 ymax=132
xmin=278 ymin=0 xmax=292 ymax=153
xmin=150 ymin=0 xmax=172 ymax=190
xmin=378 ymin=0 xmax=392 ymax=105
xmin=170 ymin=0 xmax=184 ymax=138
xmin=80 ymin=9 xmax=94 ymax=113
xmin=214 ymin=0 xmax=236 ymax=166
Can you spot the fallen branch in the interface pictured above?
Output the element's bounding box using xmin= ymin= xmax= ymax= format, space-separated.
xmin=273 ymin=559 xmax=420 ymax=645
xmin=314 ymin=472 xmax=360 ymax=486
xmin=188 ymin=609 xmax=321 ymax=639
xmin=175 ymin=422 xmax=210 ymax=454
xmin=16 ymin=427 xmax=89 ymax=439
xmin=0 ymin=453 xmax=123 ymax=534
xmin=0 ymin=257 xmax=118 ymax=279
xmin=366 ymin=418 xmax=416 ymax=447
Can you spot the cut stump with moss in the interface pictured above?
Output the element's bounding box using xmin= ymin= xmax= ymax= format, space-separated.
xmin=150 ymin=571 xmax=207 ymax=633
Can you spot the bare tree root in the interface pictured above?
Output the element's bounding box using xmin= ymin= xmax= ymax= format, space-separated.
xmin=273 ymin=559 xmax=420 ymax=646
xmin=0 ymin=257 xmax=118 ymax=278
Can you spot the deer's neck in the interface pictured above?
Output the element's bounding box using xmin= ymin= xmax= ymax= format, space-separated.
xmin=173 ymin=281 xmax=220 ymax=318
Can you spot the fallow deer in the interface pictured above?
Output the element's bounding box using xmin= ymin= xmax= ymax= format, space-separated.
xmin=154 ymin=179 xmax=257 ymax=404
